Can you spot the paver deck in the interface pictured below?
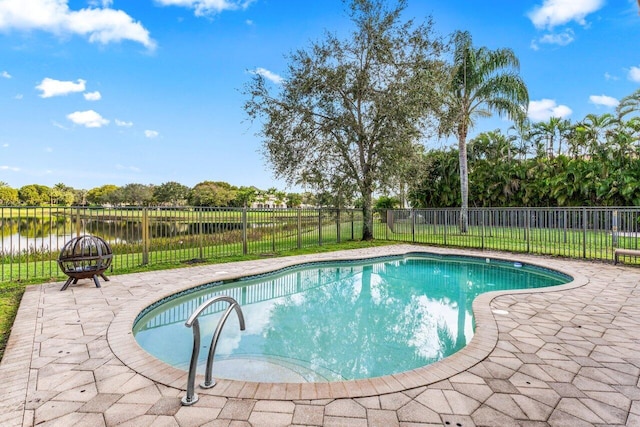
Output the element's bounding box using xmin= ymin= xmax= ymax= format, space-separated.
xmin=1 ymin=244 xmax=639 ymax=426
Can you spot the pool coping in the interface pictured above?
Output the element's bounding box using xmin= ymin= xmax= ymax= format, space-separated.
xmin=107 ymin=245 xmax=589 ymax=401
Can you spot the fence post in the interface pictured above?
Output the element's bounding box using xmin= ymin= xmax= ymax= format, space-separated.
xmin=351 ymin=210 xmax=354 ymax=240
xmin=75 ymin=206 xmax=82 ymax=238
xmin=297 ymin=209 xmax=302 ymax=249
xmin=197 ymin=208 xmax=204 ymax=260
xmin=385 ymin=210 xmax=389 ymax=241
xmin=272 ymin=207 xmax=276 ymax=252
xmin=582 ymin=208 xmax=587 ymax=258
xmin=336 ymin=209 xmax=341 ymax=244
xmin=612 ymin=210 xmax=618 ymax=248
xmin=142 ymin=207 xmax=149 ymax=265
xmin=481 ymin=209 xmax=485 ymax=250
xmin=242 ymin=207 xmax=248 ymax=255
xmin=443 ymin=211 xmax=447 ymax=246
xmin=525 ymin=209 xmax=530 ymax=253
xmin=318 ymin=209 xmax=322 ymax=246
xmin=411 ymin=209 xmax=416 ymax=243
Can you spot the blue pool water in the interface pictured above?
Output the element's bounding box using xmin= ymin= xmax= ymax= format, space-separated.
xmin=133 ymin=254 xmax=570 ymax=382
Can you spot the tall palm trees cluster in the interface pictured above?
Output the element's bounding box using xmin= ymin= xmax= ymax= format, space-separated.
xmin=408 ymin=88 xmax=640 ymax=208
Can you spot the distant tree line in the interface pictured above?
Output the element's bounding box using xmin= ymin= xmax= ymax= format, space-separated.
xmin=0 ymin=180 xmax=319 ymax=208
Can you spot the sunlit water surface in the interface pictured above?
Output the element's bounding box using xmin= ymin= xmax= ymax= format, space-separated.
xmin=133 ymin=255 xmax=570 ymax=382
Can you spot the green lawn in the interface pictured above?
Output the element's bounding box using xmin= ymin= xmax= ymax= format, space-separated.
xmin=380 ymin=222 xmax=631 ymax=263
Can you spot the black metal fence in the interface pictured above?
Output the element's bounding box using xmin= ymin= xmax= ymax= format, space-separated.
xmin=384 ymin=207 xmax=640 ymax=261
xmin=2 ymin=205 xmax=639 ymax=283
xmin=0 ymin=206 xmax=363 ymax=283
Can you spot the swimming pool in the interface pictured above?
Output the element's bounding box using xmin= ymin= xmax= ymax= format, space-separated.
xmin=133 ymin=253 xmax=570 ymax=382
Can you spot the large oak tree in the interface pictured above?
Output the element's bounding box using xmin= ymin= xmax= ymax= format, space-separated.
xmin=244 ymin=0 xmax=446 ymax=240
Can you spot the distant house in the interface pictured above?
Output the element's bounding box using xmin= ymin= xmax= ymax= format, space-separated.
xmin=250 ymin=195 xmax=287 ymax=209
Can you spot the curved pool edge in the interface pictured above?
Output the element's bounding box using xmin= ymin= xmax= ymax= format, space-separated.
xmin=107 ymin=245 xmax=589 ymax=400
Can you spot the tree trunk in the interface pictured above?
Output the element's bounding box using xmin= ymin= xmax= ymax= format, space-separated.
xmin=361 ymin=190 xmax=374 ymax=241
xmin=458 ymin=133 xmax=469 ymax=233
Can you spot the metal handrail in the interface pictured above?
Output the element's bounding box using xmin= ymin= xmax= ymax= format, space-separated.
xmin=181 ymin=295 xmax=246 ymax=406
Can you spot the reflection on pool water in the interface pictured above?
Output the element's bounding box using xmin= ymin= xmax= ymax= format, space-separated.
xmin=133 ymin=254 xmax=570 ymax=382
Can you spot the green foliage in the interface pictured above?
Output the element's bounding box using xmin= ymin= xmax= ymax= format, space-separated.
xmin=409 ymin=85 xmax=640 ymax=209
xmin=50 ymin=183 xmax=75 ymax=206
xmin=409 ymin=149 xmax=460 ymax=208
xmin=0 ymin=186 xmax=19 ymax=206
xmin=188 ymin=181 xmax=237 ymax=207
xmin=153 ymin=181 xmax=190 ymax=205
xmin=18 ymin=184 xmax=51 ymax=206
xmin=0 ymin=288 xmax=23 ymax=360
xmin=409 ymin=141 xmax=640 ymax=208
xmin=231 ymin=186 xmax=258 ymax=207
xmin=86 ymin=184 xmax=119 ymax=205
xmin=286 ymin=192 xmax=303 ymax=207
xmin=374 ymin=195 xmax=401 ymax=209
xmin=120 ymin=183 xmax=155 ymax=205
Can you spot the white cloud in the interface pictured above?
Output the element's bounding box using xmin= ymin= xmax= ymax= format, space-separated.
xmin=115 ymin=119 xmax=133 ymax=127
xmin=1 ymin=71 xmax=11 ymax=79
xmin=2 ymin=143 xmax=9 ymax=148
xmin=154 ymin=0 xmax=255 ymax=17
xmin=0 ymin=0 xmax=155 ymax=49
xmin=252 ymin=67 xmax=283 ymax=84
xmin=589 ymin=94 xmax=619 ymax=108
xmin=44 ymin=147 xmax=53 ymax=152
xmin=14 ymin=93 xmax=23 ymax=99
xmin=144 ymin=129 xmax=159 ymax=138
xmin=604 ymin=72 xmax=619 ymax=81
xmin=528 ymin=99 xmax=572 ymax=121
xmin=629 ymin=66 xmax=640 ymax=82
xmin=36 ymin=77 xmax=86 ymax=98
xmin=0 ymin=165 xmax=20 ymax=172
xmin=537 ymin=29 xmax=574 ymax=46
xmin=83 ymin=90 xmax=101 ymax=101
xmin=528 ymin=0 xmax=605 ymax=29
xmin=66 ymin=110 xmax=109 ymax=128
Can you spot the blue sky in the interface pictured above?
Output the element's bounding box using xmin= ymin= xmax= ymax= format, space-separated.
xmin=0 ymin=0 xmax=638 ymax=191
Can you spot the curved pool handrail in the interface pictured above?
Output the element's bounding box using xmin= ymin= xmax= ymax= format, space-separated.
xmin=181 ymin=295 xmax=246 ymax=406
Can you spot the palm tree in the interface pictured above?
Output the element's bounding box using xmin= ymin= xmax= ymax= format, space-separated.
xmin=616 ymin=88 xmax=640 ymax=120
xmin=576 ymin=113 xmax=616 ymax=157
xmin=530 ymin=117 xmax=571 ymax=158
xmin=508 ymin=120 xmax=532 ymax=160
xmin=441 ymin=31 xmax=528 ymax=232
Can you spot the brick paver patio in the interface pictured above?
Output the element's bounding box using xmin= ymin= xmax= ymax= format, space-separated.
xmin=1 ymin=244 xmax=639 ymax=426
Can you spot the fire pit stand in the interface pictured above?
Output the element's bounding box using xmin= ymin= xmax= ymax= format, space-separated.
xmin=58 ymin=236 xmax=113 ymax=291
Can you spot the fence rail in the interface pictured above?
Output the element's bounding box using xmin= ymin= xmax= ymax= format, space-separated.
xmin=0 ymin=206 xmax=363 ymax=283
xmin=385 ymin=207 xmax=640 ymax=262
xmin=2 ymin=206 xmax=639 ymax=284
